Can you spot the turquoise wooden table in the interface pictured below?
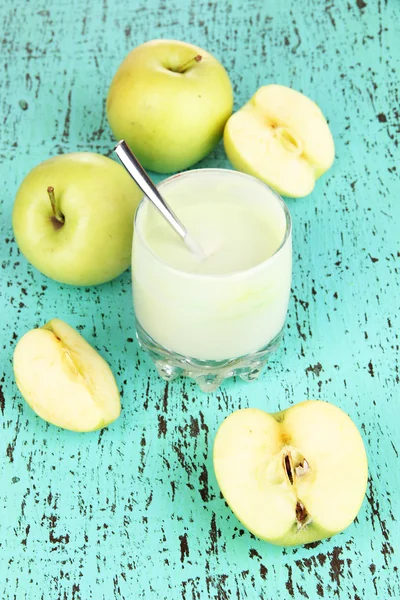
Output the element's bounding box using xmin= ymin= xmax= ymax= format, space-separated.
xmin=1 ymin=1 xmax=399 ymax=598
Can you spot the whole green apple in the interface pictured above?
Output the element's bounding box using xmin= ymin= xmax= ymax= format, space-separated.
xmin=12 ymin=153 xmax=143 ymax=285
xmin=106 ymin=39 xmax=233 ymax=173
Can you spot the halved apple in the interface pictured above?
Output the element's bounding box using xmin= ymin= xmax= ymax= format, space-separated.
xmin=224 ymin=85 xmax=335 ymax=197
xmin=213 ymin=400 xmax=368 ymax=546
xmin=13 ymin=319 xmax=120 ymax=432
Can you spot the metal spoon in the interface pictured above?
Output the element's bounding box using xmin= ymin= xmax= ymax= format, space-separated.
xmin=114 ymin=140 xmax=206 ymax=259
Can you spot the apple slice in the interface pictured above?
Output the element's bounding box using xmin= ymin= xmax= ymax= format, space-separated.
xmin=213 ymin=401 xmax=368 ymax=546
xmin=13 ymin=319 xmax=120 ymax=432
xmin=224 ymin=85 xmax=335 ymax=197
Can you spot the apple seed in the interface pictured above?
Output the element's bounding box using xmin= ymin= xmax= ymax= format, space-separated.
xmin=283 ymin=451 xmax=313 ymax=529
xmin=283 ymin=451 xmax=295 ymax=485
xmin=295 ymin=500 xmax=312 ymax=530
xmin=295 ymin=458 xmax=310 ymax=478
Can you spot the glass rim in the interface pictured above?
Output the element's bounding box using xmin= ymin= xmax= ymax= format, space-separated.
xmin=133 ymin=168 xmax=292 ymax=280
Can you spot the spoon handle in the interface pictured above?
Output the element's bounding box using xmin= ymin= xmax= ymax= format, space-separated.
xmin=114 ymin=140 xmax=187 ymax=240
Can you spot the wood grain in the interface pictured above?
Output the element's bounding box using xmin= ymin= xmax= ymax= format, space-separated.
xmin=0 ymin=0 xmax=399 ymax=598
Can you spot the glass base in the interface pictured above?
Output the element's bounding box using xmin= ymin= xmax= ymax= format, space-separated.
xmin=135 ymin=321 xmax=284 ymax=392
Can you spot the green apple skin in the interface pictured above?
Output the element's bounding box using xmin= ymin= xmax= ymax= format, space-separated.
xmin=213 ymin=401 xmax=368 ymax=547
xmin=106 ymin=39 xmax=233 ymax=173
xmin=12 ymin=153 xmax=143 ymax=286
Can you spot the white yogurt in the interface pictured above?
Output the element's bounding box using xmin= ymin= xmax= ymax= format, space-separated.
xmin=132 ymin=169 xmax=292 ymax=361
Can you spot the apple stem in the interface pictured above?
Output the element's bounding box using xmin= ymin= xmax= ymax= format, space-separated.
xmin=176 ymin=54 xmax=202 ymax=73
xmin=47 ymin=186 xmax=64 ymax=224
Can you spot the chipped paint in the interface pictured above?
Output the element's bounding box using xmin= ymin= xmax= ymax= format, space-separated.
xmin=0 ymin=0 xmax=399 ymax=598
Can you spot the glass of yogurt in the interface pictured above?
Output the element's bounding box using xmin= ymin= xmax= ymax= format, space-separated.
xmin=132 ymin=169 xmax=292 ymax=392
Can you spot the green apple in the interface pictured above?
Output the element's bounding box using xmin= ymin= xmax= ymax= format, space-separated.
xmin=106 ymin=39 xmax=233 ymax=173
xmin=213 ymin=400 xmax=368 ymax=546
xmin=12 ymin=153 xmax=143 ymax=286
xmin=13 ymin=319 xmax=120 ymax=432
xmin=224 ymin=85 xmax=335 ymax=198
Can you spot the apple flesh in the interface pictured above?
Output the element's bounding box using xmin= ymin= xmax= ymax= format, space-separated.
xmin=213 ymin=401 xmax=368 ymax=546
xmin=12 ymin=152 xmax=143 ymax=286
xmin=13 ymin=319 xmax=121 ymax=432
xmin=106 ymin=39 xmax=233 ymax=173
xmin=224 ymin=85 xmax=335 ymax=198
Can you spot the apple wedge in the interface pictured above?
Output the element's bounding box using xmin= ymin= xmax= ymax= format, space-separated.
xmin=213 ymin=400 xmax=368 ymax=546
xmin=13 ymin=319 xmax=120 ymax=432
xmin=224 ymin=85 xmax=335 ymax=197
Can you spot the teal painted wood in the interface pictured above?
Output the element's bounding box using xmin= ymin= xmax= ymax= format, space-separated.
xmin=0 ymin=0 xmax=399 ymax=598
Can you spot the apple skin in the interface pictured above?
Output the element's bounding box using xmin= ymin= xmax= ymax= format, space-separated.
xmin=13 ymin=319 xmax=120 ymax=432
xmin=213 ymin=401 xmax=368 ymax=547
xmin=12 ymin=153 xmax=143 ymax=286
xmin=106 ymin=39 xmax=233 ymax=173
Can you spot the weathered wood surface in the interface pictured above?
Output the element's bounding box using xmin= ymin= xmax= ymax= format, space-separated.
xmin=0 ymin=0 xmax=399 ymax=598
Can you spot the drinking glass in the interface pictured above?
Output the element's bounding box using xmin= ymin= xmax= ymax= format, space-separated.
xmin=132 ymin=169 xmax=292 ymax=392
